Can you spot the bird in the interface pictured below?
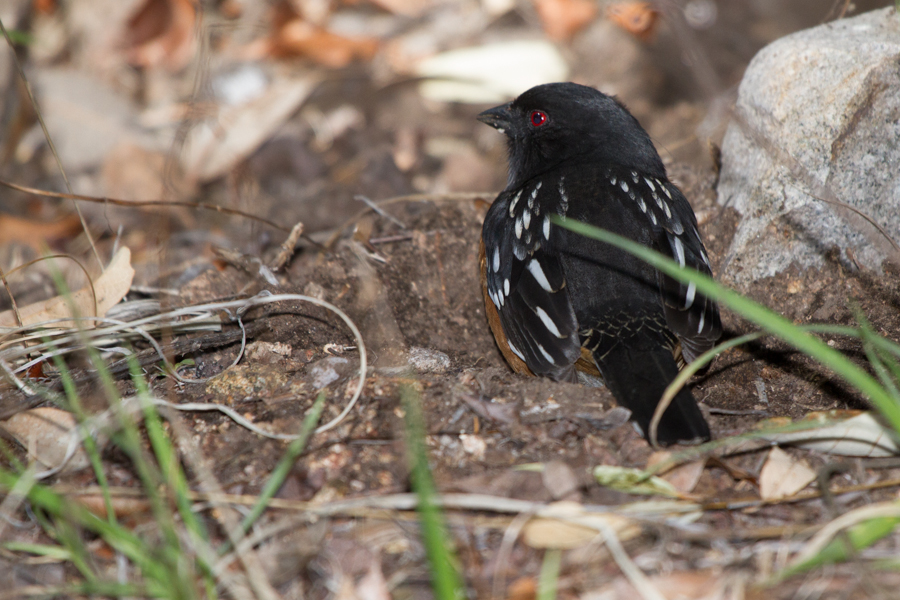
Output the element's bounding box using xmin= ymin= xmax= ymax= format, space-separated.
xmin=477 ymin=82 xmax=721 ymax=445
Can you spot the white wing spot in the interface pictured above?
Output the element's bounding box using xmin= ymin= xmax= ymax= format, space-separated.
xmin=529 ymin=182 xmax=542 ymax=209
xmin=697 ymin=311 xmax=706 ymax=334
xmin=662 ymin=201 xmax=672 ymax=219
xmin=620 ymin=180 xmax=629 ymax=193
xmin=685 ymin=282 xmax=696 ymax=309
xmin=526 ymin=259 xmax=553 ymax=292
xmin=637 ymin=197 xmax=647 ymax=213
xmin=644 ymin=177 xmax=656 ymax=192
xmin=534 ymin=306 xmax=562 ymax=338
xmin=543 ymin=216 xmax=551 ymax=239
xmin=610 ymin=175 xmax=617 ymax=185
xmin=509 ymin=190 xmax=522 ymax=217
xmin=503 ymin=278 xmax=510 ymax=296
xmin=663 ymin=185 xmax=673 ymax=199
xmin=649 ymin=212 xmax=657 ymax=226
xmin=507 ymin=340 xmax=526 ymax=362
xmin=631 ymin=171 xmax=639 ymax=183
xmin=492 ymin=246 xmax=500 ymax=272
xmin=522 ymin=208 xmax=531 ymax=229
xmin=514 ymin=245 xmax=526 ymax=260
xmin=536 ymin=342 xmax=555 ymax=365
xmin=671 ymin=221 xmax=684 ymax=235
xmin=558 ymin=178 xmax=569 ymax=212
xmin=673 ymin=236 xmax=686 ymax=267
xmin=515 ymin=216 xmax=523 ymax=239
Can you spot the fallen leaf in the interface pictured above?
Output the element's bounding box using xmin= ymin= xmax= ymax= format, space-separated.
xmin=0 ymin=246 xmax=135 ymax=328
xmin=647 ymin=451 xmax=706 ymax=494
xmin=0 ymin=408 xmax=91 ymax=473
xmin=759 ymin=446 xmax=816 ymax=500
xmin=533 ymin=0 xmax=598 ymax=40
xmin=124 ymin=0 xmax=196 ymax=71
xmin=417 ymin=40 xmax=570 ymax=103
xmin=587 ymin=570 xmax=726 ymax=600
xmin=761 ymin=411 xmax=900 ymax=458
xmin=593 ymin=464 xmax=681 ymax=497
xmin=363 ymin=0 xmax=432 ymax=17
xmin=32 ymin=68 xmax=156 ymax=173
xmin=75 ymin=494 xmax=152 ymax=520
xmin=607 ymin=1 xmax=659 ymax=41
xmin=34 ymin=0 xmax=58 ymax=15
xmin=355 ymin=558 xmax=391 ymax=600
xmin=265 ymin=1 xmax=379 ymax=68
xmin=523 ymin=518 xmax=601 ymax=549
xmin=541 ymin=460 xmax=580 ymax=500
xmin=522 ymin=501 xmax=641 ymax=549
xmin=181 ymin=73 xmax=318 ymax=183
xmin=0 ymin=214 xmax=82 ymax=250
xmin=507 ymin=577 xmax=537 ymax=600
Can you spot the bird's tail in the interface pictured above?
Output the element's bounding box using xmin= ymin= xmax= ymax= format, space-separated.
xmin=592 ymin=342 xmax=710 ymax=445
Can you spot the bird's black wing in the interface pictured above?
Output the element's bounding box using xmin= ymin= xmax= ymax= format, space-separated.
xmin=608 ymin=169 xmax=721 ymax=363
xmin=482 ymin=182 xmax=582 ymax=381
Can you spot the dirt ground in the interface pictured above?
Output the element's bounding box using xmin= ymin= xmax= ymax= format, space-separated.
xmin=2 ymin=1 xmax=900 ymax=598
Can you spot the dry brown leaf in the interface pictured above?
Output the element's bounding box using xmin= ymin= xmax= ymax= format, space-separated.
xmin=362 ymin=0 xmax=432 ymax=17
xmin=607 ymin=1 xmax=659 ymax=41
xmin=758 ymin=446 xmax=816 ymax=500
xmin=507 ymin=577 xmax=537 ymax=600
xmin=181 ymin=73 xmax=318 ymax=183
xmin=75 ymin=494 xmax=152 ymax=520
xmin=267 ymin=1 xmax=379 ymax=67
xmin=0 ymin=213 xmax=82 ymax=250
xmin=0 ymin=408 xmax=90 ymax=473
xmin=647 ymin=451 xmax=706 ymax=494
xmin=33 ymin=0 xmax=58 ymax=15
xmin=124 ymin=0 xmax=196 ymax=71
xmin=0 ymin=246 xmax=134 ymax=328
xmin=522 ymin=501 xmax=640 ymax=549
xmin=592 ymin=570 xmax=726 ymax=600
xmin=533 ymin=0 xmax=598 ymax=41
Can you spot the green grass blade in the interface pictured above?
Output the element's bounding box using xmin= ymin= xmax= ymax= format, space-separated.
xmin=777 ymin=512 xmax=900 ymax=581
xmin=237 ymin=390 xmax=326 ymax=537
xmin=49 ymin=348 xmax=116 ymax=525
xmin=537 ymin=549 xmax=562 ymax=600
xmin=401 ymin=384 xmax=465 ymax=600
xmin=551 ymin=216 xmax=900 ymax=435
xmin=0 ymin=469 xmax=169 ymax=594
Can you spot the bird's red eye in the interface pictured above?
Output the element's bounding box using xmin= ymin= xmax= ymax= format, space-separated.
xmin=530 ymin=110 xmax=548 ymax=127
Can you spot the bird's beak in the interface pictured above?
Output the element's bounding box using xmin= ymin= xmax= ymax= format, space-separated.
xmin=477 ymin=102 xmax=513 ymax=133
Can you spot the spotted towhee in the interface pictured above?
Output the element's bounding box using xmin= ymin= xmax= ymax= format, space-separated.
xmin=478 ymin=83 xmax=721 ymax=445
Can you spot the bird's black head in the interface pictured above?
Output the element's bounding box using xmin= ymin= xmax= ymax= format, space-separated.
xmin=478 ymin=82 xmax=665 ymax=189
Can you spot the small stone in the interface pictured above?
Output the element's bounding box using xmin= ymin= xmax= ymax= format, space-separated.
xmin=407 ymin=347 xmax=451 ymax=373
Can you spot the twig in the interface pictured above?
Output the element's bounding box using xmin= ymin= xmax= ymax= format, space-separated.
xmin=355 ymin=195 xmax=406 ymax=228
xmin=270 ymin=221 xmax=305 ymax=272
xmin=596 ymin=521 xmax=666 ymax=600
xmin=0 ymin=179 xmax=291 ymax=233
xmin=0 ymin=18 xmax=102 ymax=272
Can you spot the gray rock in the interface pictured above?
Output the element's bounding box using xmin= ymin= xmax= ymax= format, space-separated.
xmin=717 ymin=8 xmax=900 ymax=288
xmin=407 ymin=346 xmax=451 ymax=374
